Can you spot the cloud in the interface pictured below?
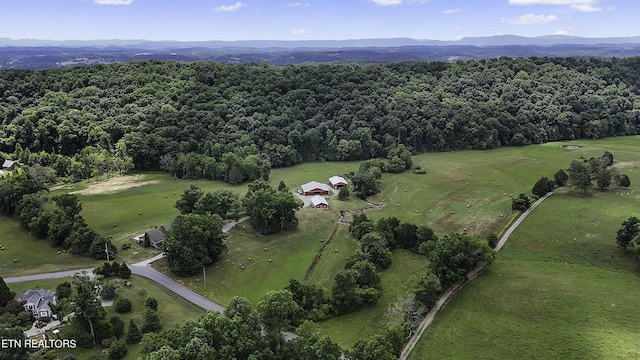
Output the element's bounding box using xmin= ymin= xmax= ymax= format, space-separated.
xmin=503 ymin=13 xmax=558 ymax=24
xmin=508 ymin=0 xmax=603 ymax=12
xmin=290 ymin=28 xmax=308 ymax=34
xmin=213 ymin=2 xmax=247 ymax=12
xmin=553 ymin=28 xmax=573 ymax=35
xmin=442 ymin=9 xmax=459 ymax=14
xmin=369 ymin=0 xmax=431 ymax=5
xmin=93 ymin=0 xmax=133 ymax=4
xmin=286 ymin=2 xmax=310 ymax=7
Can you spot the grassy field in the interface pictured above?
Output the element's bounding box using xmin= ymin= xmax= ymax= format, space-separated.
xmin=409 ymin=188 xmax=640 ymax=358
xmin=9 ymin=275 xmax=204 ymax=360
xmin=0 ymin=216 xmax=96 ymax=277
xmin=317 ymin=249 xmax=428 ymax=348
xmin=5 ymin=136 xmax=640 ymax=355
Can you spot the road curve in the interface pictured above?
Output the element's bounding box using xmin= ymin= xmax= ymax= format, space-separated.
xmin=399 ymin=192 xmax=553 ymax=360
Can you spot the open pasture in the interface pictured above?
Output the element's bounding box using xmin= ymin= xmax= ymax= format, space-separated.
xmin=410 ymin=182 xmax=640 ymax=359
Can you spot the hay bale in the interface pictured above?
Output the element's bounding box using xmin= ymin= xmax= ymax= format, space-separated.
xmin=268 ymin=259 xmax=272 ymax=263
xmin=248 ymin=257 xmax=252 ymax=261
xmin=264 ymin=247 xmax=268 ymax=251
xmin=241 ymin=266 xmax=245 ymax=270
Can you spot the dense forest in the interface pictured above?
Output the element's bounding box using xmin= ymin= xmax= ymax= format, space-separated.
xmin=2 ymin=57 xmax=640 ymax=183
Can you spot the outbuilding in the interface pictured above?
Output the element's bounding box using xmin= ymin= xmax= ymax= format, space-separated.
xmin=2 ymin=159 xmax=17 ymax=171
xmin=310 ymin=195 xmax=329 ymax=208
xmin=329 ymin=176 xmax=348 ymax=189
xmin=301 ymin=181 xmax=331 ymax=196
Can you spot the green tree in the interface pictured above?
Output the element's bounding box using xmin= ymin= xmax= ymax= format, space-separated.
xmin=141 ymin=308 xmax=162 ymax=333
xmin=258 ymin=290 xmax=301 ymax=335
xmin=52 ymin=193 xmax=82 ymax=219
xmin=338 ymin=186 xmax=350 ymax=200
xmin=164 ymin=213 xmax=227 ymax=276
xmin=413 ymin=270 xmax=442 ymax=308
xmin=511 ymin=193 xmax=531 ymax=211
xmin=115 ymin=298 xmax=132 ymax=313
xmin=110 ymin=316 xmax=125 ymax=339
xmin=72 ymin=273 xmax=104 ymax=346
xmin=55 ymin=281 xmax=72 ymax=299
xmin=125 ymin=319 xmax=142 ymax=344
xmin=419 ymin=232 xmax=495 ymax=288
xmin=531 ymin=176 xmax=554 ymax=197
xmin=0 ymin=276 xmax=13 ymax=307
xmin=175 ymin=185 xmax=204 ymax=215
xmin=553 ymin=169 xmax=569 ymax=186
xmin=616 ymin=216 xmax=640 ymax=250
xmin=596 ymin=168 xmax=613 ymax=190
xmin=244 ymin=181 xmax=301 ymax=235
xmin=108 ymin=339 xmax=127 ymax=360
xmin=348 ymin=334 xmax=396 ymax=360
xmin=144 ymin=297 xmax=158 ymax=311
xmin=568 ymin=161 xmax=592 ymax=193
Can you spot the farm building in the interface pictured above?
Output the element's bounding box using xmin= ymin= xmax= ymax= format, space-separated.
xmin=311 ymin=195 xmax=329 ymax=208
xmin=17 ymin=289 xmax=57 ymax=320
xmin=301 ymin=181 xmax=331 ymax=196
xmin=131 ymin=225 xmax=171 ymax=249
xmin=329 ymin=176 xmax=348 ymax=189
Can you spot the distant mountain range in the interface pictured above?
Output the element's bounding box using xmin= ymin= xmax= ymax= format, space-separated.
xmin=2 ymin=35 xmax=640 ymax=70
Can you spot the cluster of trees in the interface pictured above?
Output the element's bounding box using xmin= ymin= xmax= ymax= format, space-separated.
xmin=243 ymin=180 xmax=302 ymax=235
xmin=174 ymin=185 xmax=241 ymax=219
xmin=567 ymin=151 xmax=629 ymax=192
xmin=616 ymin=217 xmax=640 ymax=250
xmin=137 ymin=295 xmax=396 ymax=360
xmin=3 ymin=57 xmax=640 ymax=184
xmin=94 ymin=261 xmax=132 ymax=279
xmin=0 ymin=167 xmax=116 ymax=259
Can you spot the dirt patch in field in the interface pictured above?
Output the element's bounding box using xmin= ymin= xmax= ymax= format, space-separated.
xmin=70 ymin=175 xmax=159 ymax=195
xmin=562 ymin=145 xmax=582 ymax=150
xmin=612 ymin=161 xmax=635 ymax=168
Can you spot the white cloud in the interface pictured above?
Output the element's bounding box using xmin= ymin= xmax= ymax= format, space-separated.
xmin=369 ymin=0 xmax=431 ymax=5
xmin=93 ymin=0 xmax=133 ymax=4
xmin=570 ymin=4 xmax=601 ymax=11
xmin=509 ymin=0 xmax=604 ymax=12
xmin=213 ymin=2 xmax=247 ymax=12
xmin=370 ymin=0 xmax=403 ymax=5
xmin=290 ymin=28 xmax=308 ymax=34
xmin=286 ymin=2 xmax=310 ymax=7
xmin=503 ymin=13 xmax=558 ymax=24
xmin=553 ymin=28 xmax=573 ymax=35
xmin=442 ymin=9 xmax=459 ymax=14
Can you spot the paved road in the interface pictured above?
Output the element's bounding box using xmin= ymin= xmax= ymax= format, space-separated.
xmin=5 ymin=268 xmax=94 ymax=284
xmin=399 ymin=192 xmax=553 ymax=360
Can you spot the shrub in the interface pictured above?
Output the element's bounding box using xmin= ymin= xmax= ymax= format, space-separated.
xmin=115 ymin=298 xmax=131 ymax=313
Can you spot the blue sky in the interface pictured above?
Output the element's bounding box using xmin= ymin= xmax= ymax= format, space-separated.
xmin=0 ymin=0 xmax=635 ymax=41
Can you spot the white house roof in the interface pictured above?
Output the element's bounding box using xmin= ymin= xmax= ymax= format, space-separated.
xmin=311 ymin=195 xmax=328 ymax=207
xmin=301 ymin=181 xmax=331 ymax=193
xmin=329 ymin=176 xmax=347 ymax=185
xmin=2 ymin=159 xmax=15 ymax=168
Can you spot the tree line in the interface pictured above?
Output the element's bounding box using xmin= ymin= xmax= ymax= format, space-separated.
xmin=2 ymin=57 xmax=640 ymax=184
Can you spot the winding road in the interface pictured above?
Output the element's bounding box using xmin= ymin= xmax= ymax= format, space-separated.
xmin=6 ymin=217 xmax=251 ymax=313
xmin=398 ymin=192 xmax=554 ymax=360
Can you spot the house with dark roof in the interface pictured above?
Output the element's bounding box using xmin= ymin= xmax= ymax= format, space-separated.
xmin=300 ymin=181 xmax=331 ymax=196
xmin=145 ymin=225 xmax=171 ymax=249
xmin=18 ymin=289 xmax=57 ymax=319
xmin=2 ymin=159 xmax=18 ymax=171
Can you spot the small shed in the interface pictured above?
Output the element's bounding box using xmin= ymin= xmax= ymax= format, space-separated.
xmin=310 ymin=195 xmax=329 ymax=209
xmin=2 ymin=159 xmax=17 ymax=171
xmin=329 ymin=176 xmax=348 ymax=189
xmin=301 ymin=181 xmax=331 ymax=196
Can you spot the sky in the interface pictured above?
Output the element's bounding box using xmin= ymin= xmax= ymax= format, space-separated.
xmin=0 ymin=0 xmax=637 ymax=42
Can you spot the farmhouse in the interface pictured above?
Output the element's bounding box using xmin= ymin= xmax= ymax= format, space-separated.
xmin=131 ymin=225 xmax=171 ymax=249
xmin=329 ymin=176 xmax=348 ymax=189
xmin=2 ymin=159 xmax=18 ymax=171
xmin=18 ymin=289 xmax=57 ymax=320
xmin=300 ymin=181 xmax=331 ymax=196
xmin=310 ymin=195 xmax=329 ymax=208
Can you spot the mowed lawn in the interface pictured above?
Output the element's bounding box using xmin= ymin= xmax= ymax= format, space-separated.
xmin=410 ymin=190 xmax=640 ymax=359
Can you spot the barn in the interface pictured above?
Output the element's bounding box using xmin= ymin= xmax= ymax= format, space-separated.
xmin=329 ymin=176 xmax=348 ymax=189
xmin=301 ymin=181 xmax=331 ymax=196
xmin=310 ymin=195 xmax=329 ymax=209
